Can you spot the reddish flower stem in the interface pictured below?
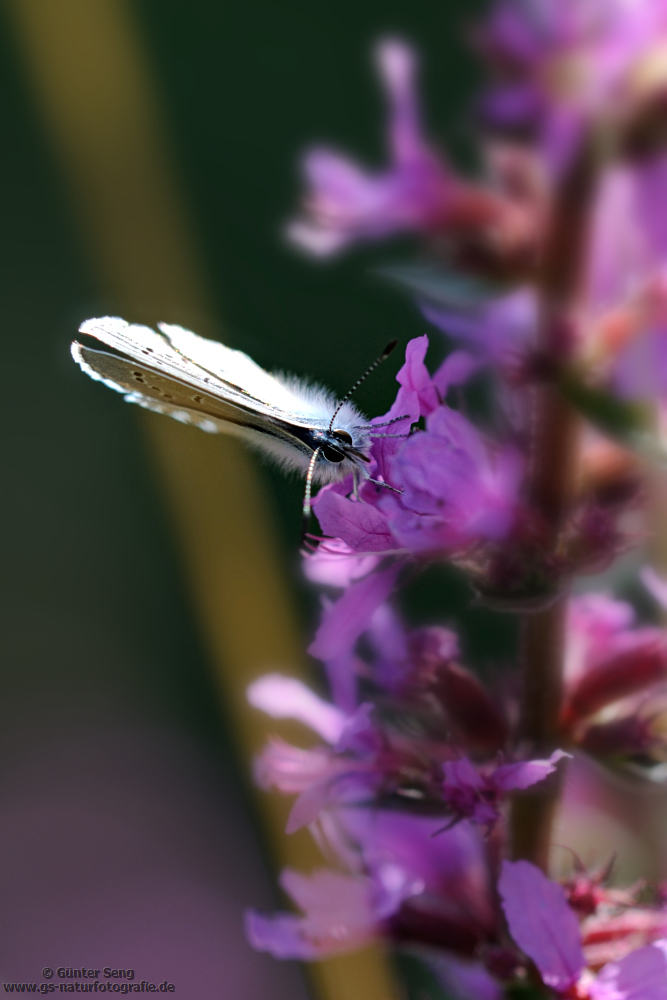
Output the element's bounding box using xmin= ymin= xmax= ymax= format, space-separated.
xmin=510 ymin=133 xmax=602 ymax=870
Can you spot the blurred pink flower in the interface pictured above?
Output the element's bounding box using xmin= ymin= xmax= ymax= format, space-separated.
xmin=287 ymin=40 xmax=454 ymax=255
xmin=248 ymin=809 xmax=499 ymax=960
xmin=246 ymin=865 xmax=418 ymax=959
xmin=562 ymin=595 xmax=667 ymax=727
xmin=443 ymin=751 xmax=569 ymax=831
xmin=481 ymin=0 xmax=667 ymax=172
xmin=499 ymin=859 xmax=667 ymax=999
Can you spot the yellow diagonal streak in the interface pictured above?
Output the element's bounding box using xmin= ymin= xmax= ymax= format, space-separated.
xmin=4 ymin=1 xmax=399 ymax=997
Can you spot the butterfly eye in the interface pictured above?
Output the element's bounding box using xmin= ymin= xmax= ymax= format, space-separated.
xmin=332 ymin=429 xmax=353 ymax=445
xmin=321 ymin=443 xmax=346 ymax=463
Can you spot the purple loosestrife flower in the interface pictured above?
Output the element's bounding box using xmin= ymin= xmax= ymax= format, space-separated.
xmin=288 ymin=40 xmax=543 ymax=270
xmin=312 ymin=335 xmax=525 ymax=563
xmin=248 ymin=673 xmax=382 ymax=833
xmin=302 ymin=538 xmax=381 ymax=588
xmin=378 ymin=404 xmax=525 ymax=554
xmin=249 ymin=596 xmax=567 ymax=837
xmin=420 ymin=287 xmax=537 ymax=368
xmin=341 ymin=811 xmax=500 ymax=955
xmin=442 ymin=751 xmax=569 ymax=832
xmin=308 ymin=564 xmax=401 ymax=661
xmin=573 ymin=260 xmax=667 ymax=407
xmin=481 ymin=0 xmax=667 ymax=173
xmin=287 ymin=40 xmax=453 ymax=255
xmin=246 ymin=865 xmax=419 ymax=960
xmin=562 ymin=595 xmax=667 ymax=730
xmin=428 ymin=956 xmax=503 ymax=1000
xmin=498 ymin=859 xmax=667 ymax=999
xmin=247 ymin=811 xmax=501 ymax=961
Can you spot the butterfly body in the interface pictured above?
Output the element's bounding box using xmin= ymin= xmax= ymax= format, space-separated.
xmin=71 ymin=317 xmax=375 ymax=484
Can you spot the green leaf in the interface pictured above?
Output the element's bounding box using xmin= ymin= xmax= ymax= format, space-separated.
xmin=375 ymin=263 xmax=506 ymax=308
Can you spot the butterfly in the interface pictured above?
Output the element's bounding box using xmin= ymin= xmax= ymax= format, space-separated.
xmin=71 ymin=317 xmax=407 ymax=523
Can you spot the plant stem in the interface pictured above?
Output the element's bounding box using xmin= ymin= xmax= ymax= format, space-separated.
xmin=510 ymin=132 xmax=602 ymax=870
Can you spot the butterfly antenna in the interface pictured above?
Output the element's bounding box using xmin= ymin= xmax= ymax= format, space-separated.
xmin=328 ymin=339 xmax=398 ymax=432
xmin=301 ymin=447 xmax=321 ymax=540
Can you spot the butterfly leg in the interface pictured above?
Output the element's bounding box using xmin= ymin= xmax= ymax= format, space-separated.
xmin=368 ymin=432 xmax=411 ymax=439
xmin=360 ymin=468 xmax=403 ymax=495
xmin=357 ymin=414 xmax=410 ymax=430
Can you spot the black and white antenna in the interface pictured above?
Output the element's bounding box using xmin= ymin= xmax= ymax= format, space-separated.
xmin=327 ymin=339 xmax=398 ymax=432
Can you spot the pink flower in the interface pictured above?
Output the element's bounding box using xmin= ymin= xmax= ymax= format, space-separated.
xmin=246 ymin=865 xmax=418 ymax=960
xmin=313 ymin=337 xmax=525 ymax=561
xmin=248 ymin=673 xmax=382 ymax=833
xmin=562 ymin=595 xmax=667 ymax=727
xmin=287 ymin=40 xmax=453 ymax=255
xmin=380 ymin=405 xmax=525 ymax=554
xmin=308 ymin=564 xmax=401 ymax=660
xmin=341 ymin=810 xmax=497 ymax=944
xmin=420 ymin=288 xmax=537 ymax=367
xmin=248 ymin=808 xmax=498 ymax=961
xmin=302 ymin=538 xmax=381 ymax=588
xmin=499 ymin=859 xmax=667 ymax=999
xmin=481 ymin=0 xmax=667 ymax=172
xmin=248 ymin=673 xmax=346 ymax=742
xmin=442 ymin=751 xmax=570 ymax=831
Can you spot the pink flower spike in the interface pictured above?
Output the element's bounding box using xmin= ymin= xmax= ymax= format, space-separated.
xmin=493 ymin=750 xmax=571 ymax=792
xmin=247 ymin=674 xmax=346 ymax=744
xmin=499 ymin=860 xmax=585 ymax=992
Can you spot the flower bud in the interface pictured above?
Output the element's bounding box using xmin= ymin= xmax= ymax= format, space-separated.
xmin=431 ymin=662 xmax=509 ymax=752
xmin=562 ymin=637 xmax=667 ymax=726
xmin=579 ymin=714 xmax=656 ymax=758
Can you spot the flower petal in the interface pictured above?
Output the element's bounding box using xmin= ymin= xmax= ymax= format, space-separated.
xmin=499 ymin=860 xmax=585 ymax=991
xmin=245 ymin=909 xmax=321 ymax=959
xmin=591 ymin=940 xmax=667 ymax=1000
xmin=313 ymin=489 xmax=396 ymax=553
xmin=247 ymin=674 xmax=346 ymax=744
xmin=493 ymin=750 xmax=570 ymax=792
xmin=309 ymin=564 xmax=400 ymax=660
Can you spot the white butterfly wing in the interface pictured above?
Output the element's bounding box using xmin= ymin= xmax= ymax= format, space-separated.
xmin=71 ymin=340 xmax=325 ymax=470
xmin=73 ymin=316 xmax=373 ymax=483
xmin=78 ymin=316 xmax=330 ymax=427
xmin=157 ymin=322 xmax=315 ymax=417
